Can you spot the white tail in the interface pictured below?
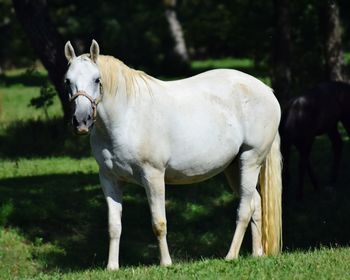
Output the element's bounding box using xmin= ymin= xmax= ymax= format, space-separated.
xmin=259 ymin=133 xmax=282 ymax=255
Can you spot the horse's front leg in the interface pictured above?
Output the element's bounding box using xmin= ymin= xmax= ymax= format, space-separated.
xmin=99 ymin=172 xmax=123 ymax=270
xmin=142 ymin=167 xmax=172 ymax=266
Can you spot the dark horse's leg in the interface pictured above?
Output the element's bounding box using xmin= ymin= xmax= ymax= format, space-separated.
xmin=327 ymin=126 xmax=343 ymax=188
xmin=306 ymin=153 xmax=319 ymax=192
xmin=296 ymin=138 xmax=318 ymax=198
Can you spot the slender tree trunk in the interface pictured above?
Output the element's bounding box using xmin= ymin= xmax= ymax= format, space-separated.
xmin=319 ymin=1 xmax=344 ymax=81
xmin=12 ymin=0 xmax=70 ymax=120
xmin=271 ymin=0 xmax=292 ymax=106
xmin=163 ymin=0 xmax=189 ymax=66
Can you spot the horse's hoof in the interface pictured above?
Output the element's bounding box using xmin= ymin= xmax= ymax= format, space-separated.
xmin=160 ymin=260 xmax=172 ymax=267
xmin=107 ymin=263 xmax=119 ymax=271
xmin=252 ymin=248 xmax=264 ymax=257
xmin=225 ymin=254 xmax=238 ymax=261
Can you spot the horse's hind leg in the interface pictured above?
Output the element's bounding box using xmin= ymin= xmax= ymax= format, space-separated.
xmin=328 ymin=126 xmax=343 ymax=188
xmin=224 ymin=158 xmax=240 ymax=195
xmin=225 ymin=149 xmax=262 ymax=260
xmin=224 ymin=159 xmax=263 ymax=257
xmin=251 ymin=190 xmax=263 ymax=256
xmin=296 ymin=139 xmax=316 ymax=197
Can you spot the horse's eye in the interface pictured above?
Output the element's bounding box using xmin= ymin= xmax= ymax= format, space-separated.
xmin=65 ymin=78 xmax=71 ymax=85
xmin=95 ymin=78 xmax=100 ymax=84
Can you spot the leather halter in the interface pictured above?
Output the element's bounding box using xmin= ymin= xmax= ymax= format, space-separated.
xmin=69 ymin=88 xmax=102 ymax=121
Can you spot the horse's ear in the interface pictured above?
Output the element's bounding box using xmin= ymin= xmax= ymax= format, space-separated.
xmin=64 ymin=41 xmax=76 ymax=62
xmin=90 ymin=39 xmax=100 ymax=63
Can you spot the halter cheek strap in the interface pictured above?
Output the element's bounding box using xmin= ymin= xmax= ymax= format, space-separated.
xmin=69 ymin=91 xmax=102 ymax=121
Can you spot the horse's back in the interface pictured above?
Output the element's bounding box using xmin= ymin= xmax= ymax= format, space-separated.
xmin=159 ymin=69 xmax=280 ymax=182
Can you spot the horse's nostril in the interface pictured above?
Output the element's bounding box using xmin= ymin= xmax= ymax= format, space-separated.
xmin=87 ymin=115 xmax=92 ymax=121
xmin=72 ymin=115 xmax=79 ymax=127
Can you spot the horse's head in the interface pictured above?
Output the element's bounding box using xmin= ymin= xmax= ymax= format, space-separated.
xmin=64 ymin=40 xmax=102 ymax=135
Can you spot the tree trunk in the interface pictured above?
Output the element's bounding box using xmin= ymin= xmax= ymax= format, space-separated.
xmin=271 ymin=0 xmax=292 ymax=106
xmin=12 ymin=0 xmax=70 ymax=120
xmin=319 ymin=1 xmax=344 ymax=81
xmin=163 ymin=0 xmax=190 ymax=66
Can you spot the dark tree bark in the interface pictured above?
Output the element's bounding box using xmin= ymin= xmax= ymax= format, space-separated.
xmin=12 ymin=0 xmax=70 ymax=120
xmin=271 ymin=0 xmax=292 ymax=106
xmin=319 ymin=1 xmax=344 ymax=81
xmin=163 ymin=0 xmax=190 ymax=69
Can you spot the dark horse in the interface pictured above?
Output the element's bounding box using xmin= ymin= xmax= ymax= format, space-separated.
xmin=280 ymin=81 xmax=350 ymax=198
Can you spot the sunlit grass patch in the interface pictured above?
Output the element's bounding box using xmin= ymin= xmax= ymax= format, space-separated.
xmin=0 ymin=85 xmax=62 ymax=125
xmin=191 ymin=57 xmax=254 ymax=70
xmin=0 ymin=157 xmax=98 ymax=179
xmin=0 ymin=228 xmax=60 ymax=279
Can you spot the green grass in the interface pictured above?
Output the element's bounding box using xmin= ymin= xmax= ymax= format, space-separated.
xmin=0 ymin=85 xmax=62 ymax=124
xmin=0 ymin=232 xmax=349 ymax=280
xmin=191 ymin=57 xmax=254 ymax=71
xmin=0 ymin=60 xmax=350 ymax=279
xmin=0 ymin=66 xmax=61 ymax=125
xmin=0 ymin=157 xmax=98 ymax=179
xmin=0 ymin=228 xmax=43 ymax=279
xmin=21 ymin=248 xmax=350 ymax=280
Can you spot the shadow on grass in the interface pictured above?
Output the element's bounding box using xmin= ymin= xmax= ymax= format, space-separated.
xmin=0 ymin=118 xmax=91 ymax=158
xmin=0 ymin=171 xmax=243 ymax=271
xmin=0 ymin=158 xmax=350 ymax=272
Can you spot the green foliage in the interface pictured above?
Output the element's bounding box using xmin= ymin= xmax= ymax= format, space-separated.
xmin=0 ymin=0 xmax=36 ymax=68
xmin=29 ymin=84 xmax=57 ymax=120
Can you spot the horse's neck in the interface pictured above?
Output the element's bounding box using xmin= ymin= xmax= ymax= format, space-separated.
xmin=95 ymin=75 xmax=158 ymax=139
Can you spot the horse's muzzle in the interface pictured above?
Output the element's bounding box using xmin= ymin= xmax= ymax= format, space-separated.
xmin=72 ymin=115 xmax=93 ymax=135
xmin=75 ymin=125 xmax=90 ymax=135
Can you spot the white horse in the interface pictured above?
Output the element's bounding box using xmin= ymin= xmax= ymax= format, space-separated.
xmin=64 ymin=40 xmax=282 ymax=270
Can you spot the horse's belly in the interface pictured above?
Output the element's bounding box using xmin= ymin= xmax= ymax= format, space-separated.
xmin=165 ymin=138 xmax=240 ymax=184
xmin=164 ymin=164 xmax=228 ymax=184
xmin=163 ymin=111 xmax=242 ymax=184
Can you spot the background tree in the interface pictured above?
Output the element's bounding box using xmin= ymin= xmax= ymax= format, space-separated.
xmin=12 ymin=0 xmax=70 ymax=120
xmin=1 ymin=0 xmax=349 ymax=114
xmin=0 ymin=0 xmax=35 ymax=70
xmin=319 ymin=0 xmax=345 ymax=81
xmin=271 ymin=0 xmax=292 ymax=105
xmin=162 ymin=0 xmax=190 ymax=73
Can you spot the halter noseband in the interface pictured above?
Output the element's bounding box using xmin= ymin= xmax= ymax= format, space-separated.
xmin=69 ymin=90 xmax=102 ymax=121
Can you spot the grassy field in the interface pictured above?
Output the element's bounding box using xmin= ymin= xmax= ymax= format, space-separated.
xmin=0 ymin=60 xmax=350 ymax=279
